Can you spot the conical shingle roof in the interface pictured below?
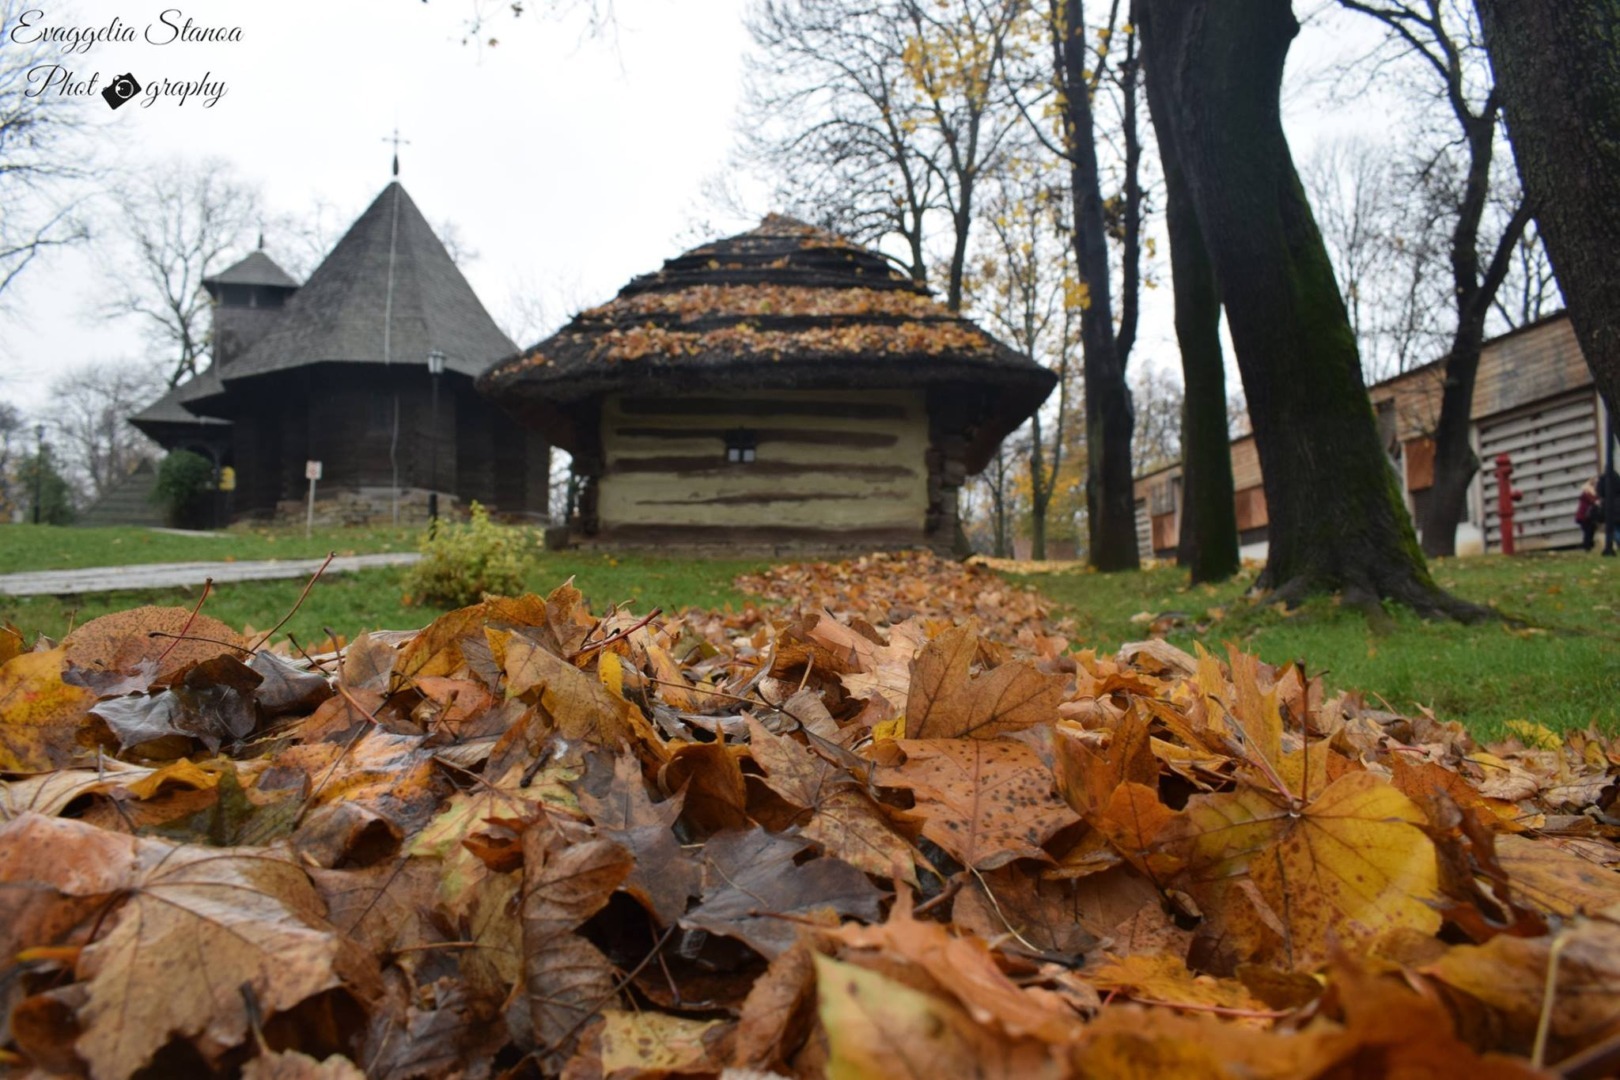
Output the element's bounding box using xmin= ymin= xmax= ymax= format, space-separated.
xmin=480 ymin=215 xmax=1055 ymax=470
xmin=203 ymin=249 xmax=299 ymax=290
xmin=224 ymin=182 xmax=514 ymax=380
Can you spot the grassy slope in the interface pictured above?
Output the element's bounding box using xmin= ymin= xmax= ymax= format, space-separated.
xmin=1028 ymin=552 xmax=1620 ymax=739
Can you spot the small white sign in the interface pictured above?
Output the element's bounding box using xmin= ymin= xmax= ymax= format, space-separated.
xmin=305 ymin=460 xmax=323 ymax=481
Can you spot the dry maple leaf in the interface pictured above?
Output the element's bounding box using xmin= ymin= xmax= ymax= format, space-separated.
xmin=878 ymin=738 xmax=1080 ymax=870
xmin=62 ymin=606 xmax=246 ymax=687
xmin=827 ymin=888 xmax=1085 ymax=1043
xmin=904 ymin=623 xmax=1068 ymax=740
xmin=521 ymin=823 xmax=634 ymax=1059
xmin=681 ymin=827 xmax=883 ymax=959
xmin=494 ymin=629 xmax=642 ymax=750
xmin=0 ymin=813 xmax=372 ymax=1080
xmin=568 ymin=1009 xmax=729 ymax=1077
xmin=746 ymin=715 xmax=918 ymax=884
xmin=1424 ymin=919 xmax=1620 ymax=1055
xmin=573 ymin=752 xmax=702 ymax=925
xmin=0 ymin=648 xmax=99 ymax=771
xmin=813 ymin=953 xmax=1067 ymax=1079
xmin=1160 ymin=770 xmax=1441 ymax=971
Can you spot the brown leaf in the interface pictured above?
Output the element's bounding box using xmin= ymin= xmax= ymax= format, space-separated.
xmin=496 ymin=629 xmax=639 ymax=750
xmin=1492 ymin=833 xmax=1620 ymax=917
xmin=828 ymin=889 xmax=1085 ymax=1043
xmin=747 ymin=715 xmax=917 ymax=884
xmin=62 ymin=606 xmax=246 ymax=685
xmin=659 ymin=741 xmax=750 ymax=833
xmin=0 ymin=648 xmax=99 ymax=771
xmin=570 ymin=1009 xmax=728 ymax=1078
xmin=1424 ymin=921 xmax=1620 ymax=1054
xmin=1088 ymin=952 xmax=1268 ymax=1012
xmin=734 ymin=940 xmax=818 ymax=1070
xmin=575 ymin=752 xmax=702 ymax=924
xmin=813 ymin=953 xmax=1067 ymax=1079
xmin=682 ymin=827 xmax=883 ymax=959
xmin=521 ymin=824 xmax=634 ymax=1058
xmin=904 ymin=623 xmax=1066 ymax=740
xmin=4 ymin=813 xmax=371 ymax=1080
xmin=241 ymin=1049 xmax=366 ymax=1079
xmin=879 ymin=739 xmax=1080 ymax=870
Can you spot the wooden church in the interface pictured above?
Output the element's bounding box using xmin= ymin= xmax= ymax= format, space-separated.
xmin=132 ymin=180 xmax=547 ymax=522
xmin=479 ymin=215 xmax=1054 ymax=553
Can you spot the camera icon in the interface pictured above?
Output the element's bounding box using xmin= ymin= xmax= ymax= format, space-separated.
xmin=101 ymin=73 xmax=142 ymax=110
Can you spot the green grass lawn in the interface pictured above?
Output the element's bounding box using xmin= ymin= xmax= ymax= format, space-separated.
xmin=1027 ymin=551 xmax=1620 ymax=739
xmin=3 ymin=523 xmax=1614 ymax=738
xmin=0 ymin=523 xmax=421 ymax=574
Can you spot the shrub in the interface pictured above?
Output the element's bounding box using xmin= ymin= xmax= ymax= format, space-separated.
xmin=405 ymin=502 xmax=533 ymax=607
xmin=152 ymin=450 xmax=214 ymax=528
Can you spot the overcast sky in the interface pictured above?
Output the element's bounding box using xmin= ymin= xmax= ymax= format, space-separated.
xmin=0 ymin=0 xmax=1389 ymax=418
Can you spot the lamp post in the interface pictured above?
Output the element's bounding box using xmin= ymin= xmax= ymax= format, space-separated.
xmin=427 ymin=349 xmax=446 ymax=529
xmin=32 ymin=424 xmax=44 ymax=525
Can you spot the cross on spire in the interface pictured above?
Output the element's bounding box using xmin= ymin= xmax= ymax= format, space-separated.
xmin=383 ymin=127 xmax=411 ymax=177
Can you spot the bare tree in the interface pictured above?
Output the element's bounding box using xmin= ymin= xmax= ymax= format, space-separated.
xmin=47 ymin=360 xmax=165 ymax=501
xmin=101 ymin=158 xmax=263 ymax=388
xmin=972 ymin=165 xmax=1083 ymax=558
xmin=0 ymin=0 xmax=93 ymax=303
xmin=744 ymin=0 xmax=1030 ymax=309
xmin=1302 ymin=137 xmax=1452 ymax=381
xmin=745 ymin=1 xmax=941 ymax=283
xmin=1129 ymin=363 xmax=1183 ymax=475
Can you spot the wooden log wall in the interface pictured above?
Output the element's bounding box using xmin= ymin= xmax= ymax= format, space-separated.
xmin=594 ymin=389 xmax=931 ymax=546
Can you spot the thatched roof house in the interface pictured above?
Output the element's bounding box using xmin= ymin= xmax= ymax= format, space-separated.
xmin=133 ymin=181 xmax=547 ymax=523
xmin=480 ymin=215 xmax=1054 ymax=552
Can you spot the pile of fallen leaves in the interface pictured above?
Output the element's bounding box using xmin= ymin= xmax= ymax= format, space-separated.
xmin=1 ymin=572 xmax=1619 ymax=1079
xmin=735 ymin=549 xmax=1064 ymax=644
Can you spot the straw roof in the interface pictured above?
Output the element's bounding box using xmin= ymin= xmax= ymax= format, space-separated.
xmin=479 ymin=215 xmax=1055 ymax=471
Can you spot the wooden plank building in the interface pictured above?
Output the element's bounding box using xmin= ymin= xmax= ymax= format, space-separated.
xmin=132 ymin=181 xmax=547 ymax=522
xmin=480 ymin=216 xmax=1055 ymax=553
xmin=1134 ymin=312 xmax=1610 ymax=558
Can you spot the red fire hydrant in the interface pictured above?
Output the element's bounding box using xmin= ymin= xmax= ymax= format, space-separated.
xmin=1495 ymin=453 xmax=1524 ymax=555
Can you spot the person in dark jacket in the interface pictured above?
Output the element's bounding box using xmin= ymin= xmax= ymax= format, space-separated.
xmin=1579 ymin=470 xmax=1620 ymax=551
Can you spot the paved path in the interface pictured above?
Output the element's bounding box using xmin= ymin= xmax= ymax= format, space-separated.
xmin=0 ymin=553 xmax=422 ymax=597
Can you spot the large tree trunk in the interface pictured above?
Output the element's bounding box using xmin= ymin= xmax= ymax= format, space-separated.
xmin=1138 ymin=0 xmax=1239 ymax=584
xmin=1053 ymin=0 xmax=1138 ymax=572
xmin=1474 ymin=0 xmax=1620 ymax=418
xmin=1139 ymin=0 xmax=1476 ymax=616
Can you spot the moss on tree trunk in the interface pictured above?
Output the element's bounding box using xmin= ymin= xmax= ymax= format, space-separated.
xmin=1139 ymin=0 xmax=1481 ymax=618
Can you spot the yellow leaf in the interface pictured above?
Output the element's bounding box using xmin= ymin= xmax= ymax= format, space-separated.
xmin=0 ymin=649 xmax=99 ymax=771
xmin=814 ymin=955 xmax=1065 ymax=1079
